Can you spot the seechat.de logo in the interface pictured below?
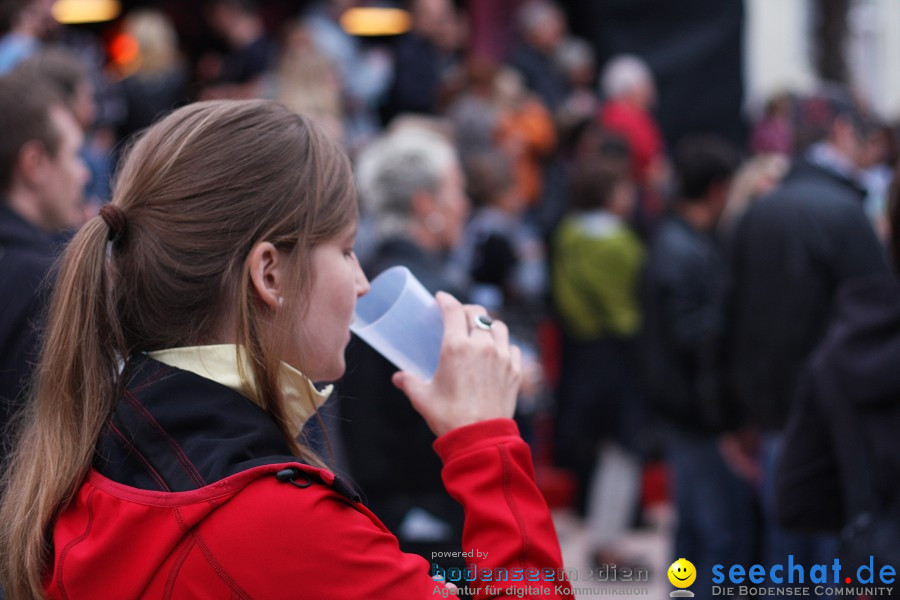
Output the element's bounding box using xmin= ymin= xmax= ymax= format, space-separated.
xmin=710 ymin=555 xmax=896 ymax=597
xmin=668 ymin=558 xmax=696 ymax=597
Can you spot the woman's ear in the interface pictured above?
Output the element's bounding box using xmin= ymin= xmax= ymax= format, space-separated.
xmin=247 ymin=241 xmax=285 ymax=309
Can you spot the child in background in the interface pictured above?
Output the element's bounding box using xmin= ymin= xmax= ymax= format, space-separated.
xmin=460 ymin=150 xmax=549 ymax=415
xmin=461 ymin=151 xmax=547 ymax=324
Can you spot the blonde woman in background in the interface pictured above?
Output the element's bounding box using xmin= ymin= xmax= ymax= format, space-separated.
xmin=116 ymin=9 xmax=188 ymax=141
xmin=718 ymin=153 xmax=790 ymax=237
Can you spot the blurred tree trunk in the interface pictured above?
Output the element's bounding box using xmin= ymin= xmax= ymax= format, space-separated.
xmin=815 ymin=0 xmax=850 ymax=82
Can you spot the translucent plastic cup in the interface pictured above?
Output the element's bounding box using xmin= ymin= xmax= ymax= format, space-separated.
xmin=350 ymin=266 xmax=444 ymax=381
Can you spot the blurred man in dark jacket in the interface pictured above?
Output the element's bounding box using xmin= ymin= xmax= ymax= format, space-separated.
xmin=729 ymin=92 xmax=887 ymax=433
xmin=641 ymin=135 xmax=754 ymax=600
xmin=728 ymin=86 xmax=888 ymax=574
xmin=0 ymin=71 xmax=87 ymax=453
xmin=382 ymin=0 xmax=462 ymax=121
xmin=642 ymin=136 xmax=739 ymax=434
xmin=777 ymin=163 xmax=900 ymax=569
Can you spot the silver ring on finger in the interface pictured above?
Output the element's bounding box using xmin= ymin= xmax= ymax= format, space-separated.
xmin=473 ymin=314 xmax=494 ymax=331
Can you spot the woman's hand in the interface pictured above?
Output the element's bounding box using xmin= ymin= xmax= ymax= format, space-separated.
xmin=392 ymin=292 xmax=522 ymax=437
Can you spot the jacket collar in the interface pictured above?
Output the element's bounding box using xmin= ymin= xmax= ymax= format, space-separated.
xmin=148 ymin=344 xmax=332 ymax=438
xmin=789 ymin=150 xmax=868 ymax=200
xmin=0 ymin=202 xmax=54 ymax=252
xmin=670 ymin=212 xmax=716 ymax=242
xmin=95 ymin=355 xmax=304 ymax=492
xmin=571 ymin=209 xmax=623 ymax=238
xmin=806 ymin=142 xmax=861 ymax=183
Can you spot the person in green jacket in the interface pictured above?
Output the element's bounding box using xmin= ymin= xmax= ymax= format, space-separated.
xmin=551 ymin=153 xmax=647 ymax=569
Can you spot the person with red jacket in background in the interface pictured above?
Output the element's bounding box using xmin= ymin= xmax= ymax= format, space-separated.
xmin=598 ymin=54 xmax=670 ymax=233
xmin=0 ymin=100 xmax=571 ymax=599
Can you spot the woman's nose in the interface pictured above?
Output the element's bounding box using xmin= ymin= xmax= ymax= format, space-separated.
xmin=356 ymin=263 xmax=371 ymax=297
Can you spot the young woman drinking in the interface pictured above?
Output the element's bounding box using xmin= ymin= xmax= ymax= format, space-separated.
xmin=0 ymin=100 xmax=569 ymax=599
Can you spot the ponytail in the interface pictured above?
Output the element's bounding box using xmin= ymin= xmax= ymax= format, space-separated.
xmin=0 ymin=217 xmax=126 ymax=599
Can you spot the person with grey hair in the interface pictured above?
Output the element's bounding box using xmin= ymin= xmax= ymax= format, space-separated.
xmin=506 ymin=0 xmax=569 ymax=112
xmin=356 ymin=125 xmax=462 ymax=255
xmin=600 ymin=54 xmax=654 ymax=105
xmin=338 ymin=122 xmax=473 ymax=570
xmin=516 ymin=0 xmax=562 ymax=37
xmin=555 ymin=37 xmax=599 ymax=145
xmin=598 ymin=54 xmax=663 ymax=181
xmin=597 ymin=53 xmax=669 ymax=232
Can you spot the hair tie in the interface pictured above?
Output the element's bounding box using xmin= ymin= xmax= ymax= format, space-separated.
xmin=99 ymin=204 xmax=127 ymax=242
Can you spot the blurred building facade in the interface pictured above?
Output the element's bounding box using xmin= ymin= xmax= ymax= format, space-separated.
xmin=746 ymin=0 xmax=900 ymax=120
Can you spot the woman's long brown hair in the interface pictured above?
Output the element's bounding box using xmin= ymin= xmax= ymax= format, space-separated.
xmin=0 ymin=100 xmax=357 ymax=599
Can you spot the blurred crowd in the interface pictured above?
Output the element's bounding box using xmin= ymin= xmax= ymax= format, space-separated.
xmin=1 ymin=0 xmax=900 ymax=598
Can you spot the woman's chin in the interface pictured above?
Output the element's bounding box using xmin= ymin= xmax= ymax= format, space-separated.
xmin=313 ymin=360 xmax=346 ymax=384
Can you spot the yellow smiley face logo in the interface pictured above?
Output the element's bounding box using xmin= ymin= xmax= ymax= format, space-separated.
xmin=668 ymin=558 xmax=696 ymax=588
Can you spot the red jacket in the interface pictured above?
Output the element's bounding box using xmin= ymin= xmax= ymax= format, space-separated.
xmin=598 ymin=99 xmax=664 ymax=185
xmin=46 ymin=356 xmax=571 ymax=598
